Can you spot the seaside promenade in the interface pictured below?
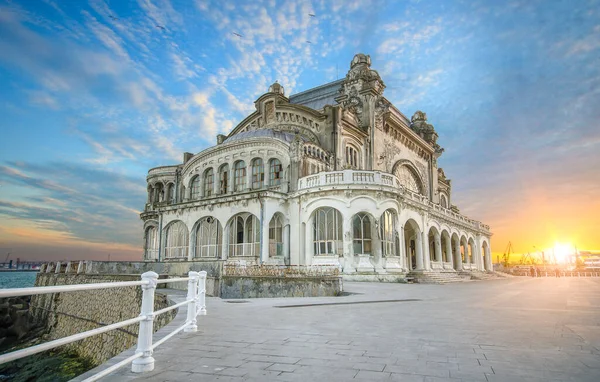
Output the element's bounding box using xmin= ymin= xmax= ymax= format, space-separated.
xmin=91 ymin=278 xmax=600 ymax=381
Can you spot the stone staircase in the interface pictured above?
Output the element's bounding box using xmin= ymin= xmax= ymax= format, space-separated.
xmin=458 ymin=270 xmax=513 ymax=280
xmin=407 ymin=271 xmax=471 ymax=284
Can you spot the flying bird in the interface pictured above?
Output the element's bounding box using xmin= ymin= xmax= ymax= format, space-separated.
xmin=108 ymin=15 xmax=118 ymax=21
xmin=308 ymin=13 xmax=316 ymax=17
xmin=155 ymin=25 xmax=166 ymax=31
xmin=306 ymin=40 xmax=312 ymax=44
xmin=232 ymin=32 xmax=243 ymax=38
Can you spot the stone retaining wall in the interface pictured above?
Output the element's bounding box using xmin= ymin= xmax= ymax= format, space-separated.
xmin=31 ymin=273 xmax=176 ymax=366
xmin=220 ymin=276 xmax=342 ymax=299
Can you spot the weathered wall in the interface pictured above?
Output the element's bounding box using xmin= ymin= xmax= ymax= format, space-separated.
xmin=31 ymin=273 xmax=176 ymax=366
xmin=220 ymin=276 xmax=342 ymax=299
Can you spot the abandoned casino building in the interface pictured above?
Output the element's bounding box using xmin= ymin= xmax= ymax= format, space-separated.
xmin=140 ymin=54 xmax=492 ymax=280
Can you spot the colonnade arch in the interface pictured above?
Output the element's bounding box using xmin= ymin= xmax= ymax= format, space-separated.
xmin=144 ymin=224 xmax=159 ymax=261
xmin=227 ymin=213 xmax=260 ymax=257
xmin=164 ymin=220 xmax=189 ymax=259
xmin=312 ymin=207 xmax=343 ymax=256
xmin=403 ymin=219 xmax=423 ymax=270
xmin=193 ymin=216 xmax=222 ymax=258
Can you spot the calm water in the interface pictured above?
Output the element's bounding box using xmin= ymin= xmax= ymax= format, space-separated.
xmin=0 ymin=271 xmax=37 ymax=288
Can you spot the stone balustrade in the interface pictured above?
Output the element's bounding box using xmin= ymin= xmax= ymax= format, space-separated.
xmin=297 ymin=170 xmax=490 ymax=233
xmin=147 ymin=165 xmax=179 ymax=177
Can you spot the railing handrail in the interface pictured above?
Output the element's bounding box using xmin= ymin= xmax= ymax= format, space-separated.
xmin=0 ymin=271 xmax=208 ymax=380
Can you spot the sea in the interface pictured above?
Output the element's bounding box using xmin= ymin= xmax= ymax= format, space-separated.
xmin=0 ymin=271 xmax=37 ymax=289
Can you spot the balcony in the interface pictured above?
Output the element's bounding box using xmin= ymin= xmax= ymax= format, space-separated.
xmin=298 ymin=170 xmax=401 ymax=190
xmin=297 ymin=170 xmax=490 ymax=233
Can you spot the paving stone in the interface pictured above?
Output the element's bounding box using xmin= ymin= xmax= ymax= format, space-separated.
xmin=102 ymin=279 xmax=600 ymax=382
xmin=353 ymin=370 xmax=392 ymax=380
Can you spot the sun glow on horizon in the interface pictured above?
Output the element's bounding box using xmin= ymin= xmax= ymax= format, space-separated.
xmin=547 ymin=242 xmax=576 ymax=264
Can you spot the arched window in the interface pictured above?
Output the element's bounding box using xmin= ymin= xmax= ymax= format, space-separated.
xmin=145 ymin=226 xmax=158 ymax=260
xmin=228 ymin=213 xmax=259 ymax=257
xmin=352 ymin=213 xmax=372 ymax=255
xmin=251 ymin=158 xmax=264 ymax=189
xmin=440 ymin=194 xmax=448 ymax=208
xmin=195 ymin=217 xmax=221 ymax=258
xmin=153 ymin=183 xmax=163 ymax=203
xmin=190 ymin=176 xmax=201 ymax=199
xmin=165 ymin=221 xmax=188 ymax=259
xmin=269 ymin=159 xmax=282 ymax=186
xmin=234 ymin=161 xmax=246 ymax=192
xmin=313 ymin=208 xmax=342 ymax=256
xmin=380 ymin=209 xmax=398 ymax=257
xmin=219 ymin=164 xmax=229 ymax=194
xmin=203 ymin=168 xmax=214 ymax=197
xmin=395 ymin=164 xmax=422 ymax=194
xmin=345 ymin=145 xmax=359 ymax=168
xmin=269 ymin=214 xmax=284 ymax=257
xmin=166 ymin=184 xmax=175 ymax=204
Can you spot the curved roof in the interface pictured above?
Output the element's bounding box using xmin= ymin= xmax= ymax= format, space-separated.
xmin=224 ymin=129 xmax=308 ymax=144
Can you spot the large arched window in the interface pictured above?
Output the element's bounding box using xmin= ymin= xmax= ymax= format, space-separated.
xmin=352 ymin=213 xmax=372 ymax=255
xmin=219 ymin=164 xmax=229 ymax=194
xmin=234 ymin=161 xmax=246 ymax=192
xmin=395 ymin=164 xmax=422 ymax=194
xmin=228 ymin=213 xmax=259 ymax=257
xmin=251 ymin=158 xmax=264 ymax=189
xmin=203 ymin=168 xmax=214 ymax=197
xmin=165 ymin=221 xmax=189 ymax=259
xmin=195 ymin=217 xmax=221 ymax=258
xmin=380 ymin=209 xmax=398 ymax=257
xmin=269 ymin=214 xmax=284 ymax=257
xmin=190 ymin=176 xmax=201 ymax=199
xmin=313 ymin=208 xmax=342 ymax=256
xmin=269 ymin=159 xmax=282 ymax=186
xmin=145 ymin=226 xmax=159 ymax=260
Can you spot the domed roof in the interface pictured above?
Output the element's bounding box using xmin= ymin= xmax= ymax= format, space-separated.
xmin=223 ymin=129 xmax=308 ymax=144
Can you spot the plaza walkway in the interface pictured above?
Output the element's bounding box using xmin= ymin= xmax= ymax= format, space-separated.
xmin=104 ymin=278 xmax=600 ymax=381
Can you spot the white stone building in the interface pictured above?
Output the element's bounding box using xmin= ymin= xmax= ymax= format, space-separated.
xmin=141 ymin=54 xmax=492 ymax=278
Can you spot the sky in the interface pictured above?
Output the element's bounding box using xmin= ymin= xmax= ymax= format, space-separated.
xmin=0 ymin=0 xmax=599 ymax=262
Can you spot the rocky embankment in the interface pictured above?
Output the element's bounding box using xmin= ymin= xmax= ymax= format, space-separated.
xmin=0 ymin=296 xmax=34 ymax=351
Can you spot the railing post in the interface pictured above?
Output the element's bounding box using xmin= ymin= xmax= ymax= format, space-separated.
xmin=184 ymin=271 xmax=199 ymax=332
xmin=198 ymin=271 xmax=207 ymax=316
xmin=132 ymin=271 xmax=158 ymax=373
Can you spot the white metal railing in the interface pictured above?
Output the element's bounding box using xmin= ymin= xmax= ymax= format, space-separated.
xmin=0 ymin=271 xmax=207 ymax=381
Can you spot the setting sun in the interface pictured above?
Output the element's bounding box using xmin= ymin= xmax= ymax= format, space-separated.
xmin=548 ymin=242 xmax=575 ymax=264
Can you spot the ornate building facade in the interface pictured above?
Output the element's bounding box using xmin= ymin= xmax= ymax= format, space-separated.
xmin=141 ymin=54 xmax=492 ymax=277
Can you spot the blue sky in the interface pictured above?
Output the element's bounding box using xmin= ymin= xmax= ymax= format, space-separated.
xmin=0 ymin=0 xmax=599 ymax=261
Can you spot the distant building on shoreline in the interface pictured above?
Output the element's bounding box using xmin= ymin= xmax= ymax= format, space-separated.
xmin=140 ymin=54 xmax=492 ymax=277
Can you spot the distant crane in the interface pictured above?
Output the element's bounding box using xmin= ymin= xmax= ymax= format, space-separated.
xmin=4 ymin=252 xmax=10 ymax=263
xmin=502 ymin=242 xmax=512 ymax=266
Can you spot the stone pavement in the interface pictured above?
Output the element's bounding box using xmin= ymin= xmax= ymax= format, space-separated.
xmin=105 ymin=278 xmax=600 ymax=381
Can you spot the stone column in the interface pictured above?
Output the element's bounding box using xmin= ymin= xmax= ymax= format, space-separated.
xmin=261 ymin=214 xmax=270 ymax=264
xmin=415 ymin=233 xmax=424 ymax=270
xmin=283 ymin=224 xmax=290 ymax=265
xmin=463 ymin=242 xmax=470 ymax=268
xmin=229 ymin=165 xmax=236 ymax=193
xmin=213 ymin=171 xmax=219 ymax=195
xmin=246 ymin=163 xmax=253 ymax=190
xmin=445 ymin=236 xmax=453 ymax=268
xmin=422 ymin=231 xmax=430 ymax=270
xmin=399 ymin=226 xmax=406 ymax=271
xmin=222 ymin=222 xmax=230 ymax=260
xmin=305 ymin=215 xmax=314 ymax=266
xmin=435 ymin=233 xmax=442 ymax=263
xmin=455 ymin=239 xmax=463 ymax=271
xmin=485 ymin=245 xmax=492 ymax=271
xmin=342 ymin=216 xmax=354 ymax=272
